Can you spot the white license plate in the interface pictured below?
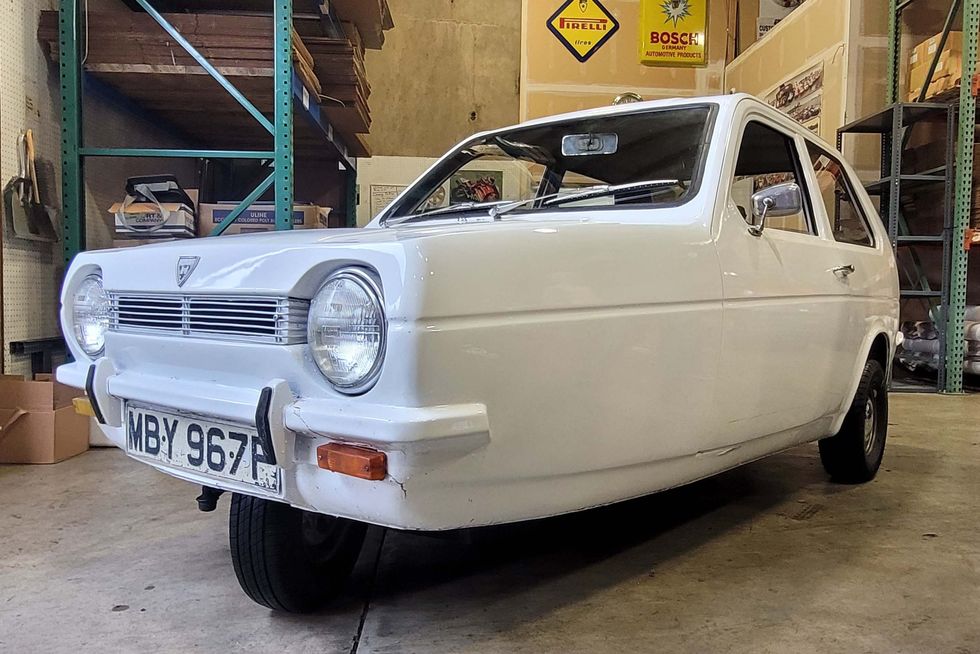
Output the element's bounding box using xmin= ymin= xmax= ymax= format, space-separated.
xmin=125 ymin=403 xmax=281 ymax=494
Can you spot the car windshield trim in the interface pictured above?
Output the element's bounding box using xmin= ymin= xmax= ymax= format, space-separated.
xmin=378 ymin=103 xmax=718 ymax=227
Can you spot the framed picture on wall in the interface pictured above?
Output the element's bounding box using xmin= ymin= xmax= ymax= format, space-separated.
xmin=449 ymin=171 xmax=505 ymax=205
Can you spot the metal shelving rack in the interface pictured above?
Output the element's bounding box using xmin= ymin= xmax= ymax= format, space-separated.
xmin=58 ymin=0 xmax=357 ymax=262
xmin=838 ymin=0 xmax=977 ymax=393
xmin=838 ymin=103 xmax=955 ymax=390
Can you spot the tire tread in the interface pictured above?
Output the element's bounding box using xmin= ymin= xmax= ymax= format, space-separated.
xmin=819 ymin=359 xmax=887 ymax=483
xmin=229 ymin=493 xmax=365 ymax=612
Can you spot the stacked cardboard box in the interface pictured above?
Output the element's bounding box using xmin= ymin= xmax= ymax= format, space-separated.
xmin=907 ymin=32 xmax=964 ymax=101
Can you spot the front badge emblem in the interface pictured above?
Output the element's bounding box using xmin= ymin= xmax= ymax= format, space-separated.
xmin=176 ymin=256 xmax=200 ymax=287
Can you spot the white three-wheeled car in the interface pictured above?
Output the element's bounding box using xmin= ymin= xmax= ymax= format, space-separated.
xmin=58 ymin=94 xmax=899 ymax=612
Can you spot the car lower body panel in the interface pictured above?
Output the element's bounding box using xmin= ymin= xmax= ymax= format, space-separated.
xmin=61 ymin=353 xmax=835 ymax=531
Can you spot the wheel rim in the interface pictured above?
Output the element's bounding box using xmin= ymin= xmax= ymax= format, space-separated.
xmin=300 ymin=511 xmax=351 ymax=564
xmin=863 ymin=389 xmax=878 ymax=456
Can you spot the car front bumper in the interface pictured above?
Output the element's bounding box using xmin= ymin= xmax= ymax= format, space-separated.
xmin=58 ymin=357 xmax=491 ymax=530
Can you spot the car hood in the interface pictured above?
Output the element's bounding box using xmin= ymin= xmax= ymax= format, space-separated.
xmin=65 ymin=206 xmax=712 ymax=313
xmin=67 ymin=220 xmax=592 ymax=299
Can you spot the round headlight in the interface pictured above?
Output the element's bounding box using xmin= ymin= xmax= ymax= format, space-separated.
xmin=308 ymin=268 xmax=386 ymax=393
xmin=71 ymin=273 xmax=110 ymax=357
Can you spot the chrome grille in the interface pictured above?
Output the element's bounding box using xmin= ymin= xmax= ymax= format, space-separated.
xmin=108 ymin=293 xmax=309 ymax=345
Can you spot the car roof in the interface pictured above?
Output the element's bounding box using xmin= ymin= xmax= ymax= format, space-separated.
xmin=475 ymin=93 xmax=750 ymax=135
xmin=471 ymin=93 xmax=840 ymax=158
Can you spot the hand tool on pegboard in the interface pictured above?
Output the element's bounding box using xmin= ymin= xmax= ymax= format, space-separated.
xmin=3 ymin=130 xmax=57 ymax=242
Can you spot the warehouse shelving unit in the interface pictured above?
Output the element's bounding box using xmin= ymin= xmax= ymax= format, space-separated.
xmin=837 ymin=0 xmax=978 ymax=393
xmin=838 ymin=103 xmax=955 ymax=390
xmin=58 ymin=0 xmax=359 ymax=262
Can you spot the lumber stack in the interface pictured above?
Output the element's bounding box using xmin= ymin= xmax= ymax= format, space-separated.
xmin=37 ymin=6 xmax=388 ymax=157
xmin=117 ymin=0 xmax=394 ymax=50
xmin=291 ymin=27 xmax=320 ymax=96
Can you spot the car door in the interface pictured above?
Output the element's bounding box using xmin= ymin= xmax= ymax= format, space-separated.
xmin=713 ymin=116 xmax=854 ymax=449
xmin=802 ymin=139 xmax=894 ymax=379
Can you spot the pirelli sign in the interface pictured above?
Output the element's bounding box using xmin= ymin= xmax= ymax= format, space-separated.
xmin=547 ymin=0 xmax=620 ymax=63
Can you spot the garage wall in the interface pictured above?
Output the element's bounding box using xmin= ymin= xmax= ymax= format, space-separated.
xmin=723 ymin=0 xmax=894 ymax=176
xmin=354 ymin=155 xmax=438 ymax=225
xmin=1 ymin=0 xmax=196 ymax=375
xmin=363 ymin=0 xmax=522 ymax=158
xmin=520 ymin=0 xmax=728 ymax=120
xmin=723 ymin=0 xmax=849 ymax=146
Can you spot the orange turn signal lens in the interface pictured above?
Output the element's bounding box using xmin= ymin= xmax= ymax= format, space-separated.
xmin=316 ymin=443 xmax=387 ymax=480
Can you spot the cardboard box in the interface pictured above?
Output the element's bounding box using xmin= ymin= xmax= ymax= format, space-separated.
xmin=110 ymin=188 xmax=199 ymax=239
xmin=907 ymin=32 xmax=963 ymax=101
xmin=111 ymin=201 xmax=195 ymax=238
xmin=197 ymin=203 xmax=330 ymax=236
xmin=0 ymin=374 xmax=89 ymax=464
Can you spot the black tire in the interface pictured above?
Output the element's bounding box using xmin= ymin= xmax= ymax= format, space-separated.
xmin=818 ymin=359 xmax=888 ymax=483
xmin=229 ymin=493 xmax=367 ymax=612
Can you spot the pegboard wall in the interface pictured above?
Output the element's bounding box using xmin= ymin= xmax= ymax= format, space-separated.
xmin=1 ymin=0 xmax=62 ymax=377
xmin=1 ymin=0 xmax=197 ymax=375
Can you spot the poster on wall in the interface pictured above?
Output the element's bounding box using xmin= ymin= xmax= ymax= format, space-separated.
xmin=369 ymin=184 xmax=407 ymax=217
xmin=546 ymin=0 xmax=620 ymax=63
xmin=449 ymin=171 xmax=505 ymax=205
xmin=638 ymin=0 xmax=708 ymax=67
xmin=764 ymin=62 xmax=824 ymax=134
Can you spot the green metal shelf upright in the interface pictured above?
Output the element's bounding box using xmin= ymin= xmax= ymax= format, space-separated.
xmin=949 ymin=0 xmax=979 ymax=394
xmin=59 ymin=0 xmax=308 ymax=262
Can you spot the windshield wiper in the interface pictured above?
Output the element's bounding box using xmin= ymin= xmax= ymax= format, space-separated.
xmin=385 ymin=199 xmax=511 ymax=226
xmin=387 ymin=178 xmax=682 ymax=226
xmin=541 ymin=179 xmax=681 ymax=207
xmin=488 ymin=179 xmax=681 ymax=219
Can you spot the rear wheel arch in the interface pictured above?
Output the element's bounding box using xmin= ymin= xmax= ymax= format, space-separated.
xmin=867 ymin=332 xmax=891 ymax=372
xmin=831 ymin=329 xmax=893 ymax=434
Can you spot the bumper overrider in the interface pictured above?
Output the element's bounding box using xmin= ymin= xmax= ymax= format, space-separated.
xmin=59 ymin=357 xmax=490 ymax=530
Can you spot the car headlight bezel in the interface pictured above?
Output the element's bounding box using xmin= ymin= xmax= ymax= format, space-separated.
xmin=308 ymin=267 xmax=387 ymax=395
xmin=70 ymin=272 xmax=110 ymax=359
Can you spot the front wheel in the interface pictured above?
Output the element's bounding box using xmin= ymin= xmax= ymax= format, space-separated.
xmin=818 ymin=359 xmax=888 ymax=483
xmin=229 ymin=493 xmax=367 ymax=612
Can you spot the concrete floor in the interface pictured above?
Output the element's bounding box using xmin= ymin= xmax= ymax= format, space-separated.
xmin=1 ymin=394 xmax=978 ymax=654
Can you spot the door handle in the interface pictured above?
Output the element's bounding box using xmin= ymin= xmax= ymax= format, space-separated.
xmin=832 ymin=264 xmax=855 ymax=277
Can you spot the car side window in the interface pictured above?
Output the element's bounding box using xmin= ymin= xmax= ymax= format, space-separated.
xmin=804 ymin=142 xmax=875 ymax=247
xmin=730 ymin=120 xmax=813 ymax=235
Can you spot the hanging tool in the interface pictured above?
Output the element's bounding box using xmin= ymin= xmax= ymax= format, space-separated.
xmin=2 ymin=130 xmax=57 ymax=242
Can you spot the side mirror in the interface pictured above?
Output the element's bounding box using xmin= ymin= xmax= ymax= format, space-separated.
xmin=749 ymin=182 xmax=802 ymax=236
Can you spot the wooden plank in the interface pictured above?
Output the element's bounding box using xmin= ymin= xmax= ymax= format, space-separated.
xmin=294 ymin=56 xmax=322 ymax=96
xmin=341 ymin=21 xmax=364 ymax=56
xmin=329 ymin=0 xmax=387 ymax=49
xmin=86 ymin=67 xmax=370 ymax=134
xmin=291 ymin=28 xmax=315 ymax=69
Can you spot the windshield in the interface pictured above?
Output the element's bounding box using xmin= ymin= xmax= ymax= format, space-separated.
xmin=381 ymin=104 xmax=714 ymax=225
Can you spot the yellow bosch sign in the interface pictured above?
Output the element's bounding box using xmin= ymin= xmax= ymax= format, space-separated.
xmin=638 ymin=0 xmax=708 ymax=67
xmin=547 ymin=0 xmax=621 ymax=63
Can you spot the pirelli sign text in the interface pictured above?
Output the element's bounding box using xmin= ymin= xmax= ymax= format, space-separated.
xmin=547 ymin=0 xmax=621 ymax=63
